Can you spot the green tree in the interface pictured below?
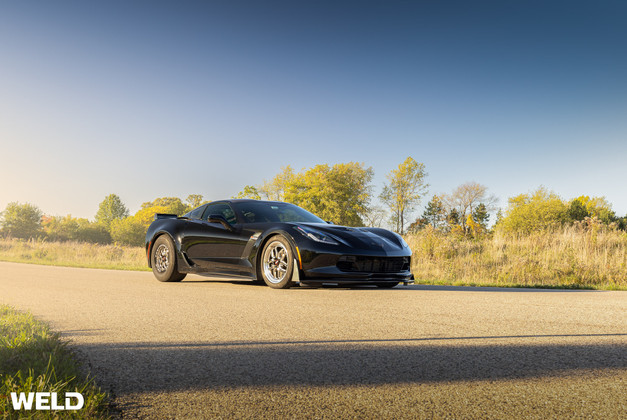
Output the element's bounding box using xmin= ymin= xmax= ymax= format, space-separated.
xmin=0 ymin=202 xmax=43 ymax=239
xmin=447 ymin=208 xmax=460 ymax=227
xmin=498 ymin=187 xmax=569 ymax=234
xmin=421 ymin=195 xmax=446 ymax=229
xmin=95 ymin=194 xmax=129 ymax=228
xmin=110 ymin=217 xmax=145 ymax=246
xmin=75 ymin=219 xmax=111 ymax=244
xmin=472 ymin=203 xmax=490 ymax=230
xmin=567 ymin=199 xmax=589 ymax=221
xmin=140 ymin=197 xmax=187 ymax=215
xmin=42 ymin=214 xmax=112 ymax=243
xmin=233 ymin=185 xmax=261 ymax=200
xmin=42 ymin=215 xmax=80 ymax=241
xmin=380 ymin=157 xmax=428 ymax=234
xmin=568 ymin=195 xmax=616 ymax=224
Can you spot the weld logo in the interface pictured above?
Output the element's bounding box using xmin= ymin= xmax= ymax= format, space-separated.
xmin=10 ymin=392 xmax=84 ymax=411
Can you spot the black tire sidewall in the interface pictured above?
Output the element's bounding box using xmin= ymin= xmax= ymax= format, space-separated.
xmin=260 ymin=236 xmax=294 ymax=289
xmin=151 ymin=235 xmax=183 ymax=282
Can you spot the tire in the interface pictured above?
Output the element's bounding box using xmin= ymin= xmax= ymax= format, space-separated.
xmin=151 ymin=235 xmax=186 ymax=282
xmin=260 ymin=236 xmax=295 ymax=289
xmin=375 ymin=282 xmax=399 ymax=288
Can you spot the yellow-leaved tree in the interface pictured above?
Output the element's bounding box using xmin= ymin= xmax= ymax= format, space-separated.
xmin=379 ymin=157 xmax=428 ymax=234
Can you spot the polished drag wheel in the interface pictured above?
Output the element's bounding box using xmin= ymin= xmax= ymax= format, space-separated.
xmin=260 ymin=236 xmax=294 ymax=289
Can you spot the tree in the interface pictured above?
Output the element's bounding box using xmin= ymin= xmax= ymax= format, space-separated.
xmin=43 ymin=215 xmax=112 ymax=244
xmin=284 ymin=162 xmax=374 ymax=226
xmin=443 ymin=182 xmax=496 ymax=235
xmin=407 ymin=217 xmax=428 ymax=233
xmin=74 ymin=219 xmax=111 ymax=244
xmin=568 ymin=196 xmax=616 ymax=224
xmin=421 ymin=195 xmax=446 ymax=229
xmin=95 ymin=194 xmax=129 ymax=228
xmin=233 ymin=185 xmax=261 ymax=200
xmin=567 ymin=199 xmax=588 ymax=221
xmin=0 ymin=202 xmax=43 ymax=239
xmin=134 ymin=206 xmax=170 ymax=227
xmin=362 ymin=206 xmax=387 ymax=228
xmin=472 ymin=203 xmax=490 ymax=230
xmin=140 ymin=197 xmax=188 ymax=216
xmin=259 ymin=166 xmax=295 ymax=201
xmin=186 ymin=194 xmax=204 ymax=209
xmin=42 ymin=215 xmax=80 ymax=241
xmin=447 ymin=208 xmax=460 ymax=227
xmin=497 ymin=187 xmax=569 ymax=234
xmin=110 ymin=217 xmax=145 ymax=246
xmin=379 ymin=157 xmax=428 ymax=234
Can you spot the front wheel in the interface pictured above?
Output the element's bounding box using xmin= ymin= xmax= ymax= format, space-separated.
xmin=151 ymin=235 xmax=186 ymax=282
xmin=260 ymin=236 xmax=295 ymax=289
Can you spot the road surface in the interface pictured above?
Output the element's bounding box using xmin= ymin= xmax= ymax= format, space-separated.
xmin=1 ymin=261 xmax=625 ymax=418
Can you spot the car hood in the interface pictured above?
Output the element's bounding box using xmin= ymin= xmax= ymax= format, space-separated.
xmin=297 ymin=223 xmax=407 ymax=252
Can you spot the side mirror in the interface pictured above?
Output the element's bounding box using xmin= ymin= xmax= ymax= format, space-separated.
xmin=326 ymin=220 xmax=334 ymax=224
xmin=207 ymin=214 xmax=234 ymax=231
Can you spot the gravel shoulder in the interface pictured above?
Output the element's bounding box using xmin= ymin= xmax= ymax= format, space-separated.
xmin=1 ymin=261 xmax=625 ymax=418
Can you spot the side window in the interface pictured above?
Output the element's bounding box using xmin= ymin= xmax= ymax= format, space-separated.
xmin=202 ymin=203 xmax=237 ymax=224
xmin=189 ymin=205 xmax=206 ymax=219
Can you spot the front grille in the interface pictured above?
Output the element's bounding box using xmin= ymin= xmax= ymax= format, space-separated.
xmin=337 ymin=256 xmax=409 ymax=273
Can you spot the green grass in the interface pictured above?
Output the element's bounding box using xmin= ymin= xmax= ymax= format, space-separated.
xmin=0 ymin=238 xmax=148 ymax=271
xmin=0 ymin=305 xmax=110 ymax=419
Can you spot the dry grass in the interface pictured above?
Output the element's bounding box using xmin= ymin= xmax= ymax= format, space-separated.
xmin=2 ymin=229 xmax=626 ymax=290
xmin=0 ymin=238 xmax=148 ymax=271
xmin=406 ymin=225 xmax=627 ymax=290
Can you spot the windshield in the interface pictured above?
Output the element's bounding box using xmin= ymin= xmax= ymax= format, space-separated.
xmin=233 ymin=201 xmax=325 ymax=224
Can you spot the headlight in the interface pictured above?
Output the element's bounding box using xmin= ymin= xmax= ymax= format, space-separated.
xmin=294 ymin=225 xmax=340 ymax=245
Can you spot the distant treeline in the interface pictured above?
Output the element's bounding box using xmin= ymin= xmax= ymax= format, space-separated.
xmin=1 ymin=157 xmax=626 ymax=247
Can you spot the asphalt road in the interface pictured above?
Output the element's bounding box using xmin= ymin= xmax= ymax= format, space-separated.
xmin=1 ymin=261 xmax=625 ymax=419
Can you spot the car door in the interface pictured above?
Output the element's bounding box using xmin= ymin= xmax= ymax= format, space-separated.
xmin=182 ymin=202 xmax=249 ymax=274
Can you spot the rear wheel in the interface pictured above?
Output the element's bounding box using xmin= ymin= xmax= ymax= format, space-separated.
xmin=260 ymin=236 xmax=294 ymax=289
xmin=151 ymin=235 xmax=186 ymax=282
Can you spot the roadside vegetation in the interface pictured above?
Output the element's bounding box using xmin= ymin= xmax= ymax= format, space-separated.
xmin=1 ymin=157 xmax=625 ymax=288
xmin=0 ymin=238 xmax=147 ymax=271
xmin=0 ymin=305 xmax=109 ymax=419
xmin=408 ymin=223 xmax=627 ymax=290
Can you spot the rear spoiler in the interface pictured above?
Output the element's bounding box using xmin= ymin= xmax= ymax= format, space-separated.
xmin=154 ymin=213 xmax=179 ymax=220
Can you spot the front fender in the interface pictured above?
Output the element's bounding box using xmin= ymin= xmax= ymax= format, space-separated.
xmin=248 ymin=228 xmax=303 ymax=279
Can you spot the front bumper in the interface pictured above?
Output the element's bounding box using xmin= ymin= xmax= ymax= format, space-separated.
xmin=296 ymin=243 xmax=413 ymax=285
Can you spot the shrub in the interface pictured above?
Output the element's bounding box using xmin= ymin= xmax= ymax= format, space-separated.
xmin=0 ymin=202 xmax=43 ymax=239
xmin=497 ymin=187 xmax=569 ymax=234
xmin=110 ymin=217 xmax=145 ymax=247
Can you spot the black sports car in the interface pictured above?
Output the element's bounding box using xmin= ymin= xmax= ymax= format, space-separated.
xmin=145 ymin=199 xmax=413 ymax=289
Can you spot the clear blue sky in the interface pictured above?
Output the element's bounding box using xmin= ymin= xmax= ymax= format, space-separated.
xmin=1 ymin=1 xmax=626 ymax=220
